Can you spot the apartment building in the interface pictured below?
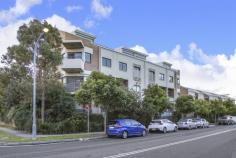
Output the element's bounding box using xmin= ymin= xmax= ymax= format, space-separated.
xmin=58 ymin=30 xmax=181 ymax=107
xmin=180 ymin=86 xmax=235 ymax=102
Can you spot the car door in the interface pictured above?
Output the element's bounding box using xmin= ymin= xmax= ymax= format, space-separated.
xmin=131 ymin=120 xmax=142 ymax=135
xmin=168 ymin=121 xmax=175 ymax=131
xmin=165 ymin=120 xmax=171 ymax=131
xmin=123 ymin=120 xmax=133 ymax=136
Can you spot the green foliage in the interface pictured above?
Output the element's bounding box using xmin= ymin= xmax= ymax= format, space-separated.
xmin=76 ymin=71 xmax=131 ymax=112
xmin=143 ymin=85 xmax=169 ymax=118
xmin=176 ymin=96 xmax=195 ymax=117
xmin=194 ymin=100 xmax=210 ymax=117
xmin=37 ymin=114 xmax=103 ymax=134
xmin=14 ymin=108 xmax=32 ymax=131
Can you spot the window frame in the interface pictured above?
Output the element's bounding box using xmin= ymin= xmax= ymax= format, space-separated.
xmin=148 ymin=69 xmax=155 ymax=83
xmin=133 ymin=65 xmax=141 ymax=81
xmin=119 ymin=62 xmax=127 ymax=72
xmin=169 ymin=76 xmax=174 ymax=83
xmin=102 ymin=57 xmax=112 ymax=67
xmin=85 ymin=52 xmax=91 ymax=64
xmin=159 ymin=73 xmax=165 ymax=81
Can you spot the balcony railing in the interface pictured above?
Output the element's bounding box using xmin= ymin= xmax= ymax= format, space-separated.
xmin=64 ymin=81 xmax=81 ymax=93
xmin=62 ymin=58 xmax=84 ymax=73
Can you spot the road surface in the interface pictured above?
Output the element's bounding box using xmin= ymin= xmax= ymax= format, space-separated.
xmin=1 ymin=125 xmax=236 ymax=158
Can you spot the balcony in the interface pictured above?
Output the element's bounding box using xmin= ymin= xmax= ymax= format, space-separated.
xmin=62 ymin=58 xmax=84 ymax=73
xmin=64 ymin=81 xmax=81 ymax=93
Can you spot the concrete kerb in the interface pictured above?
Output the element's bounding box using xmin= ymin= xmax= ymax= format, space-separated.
xmin=0 ymin=135 xmax=106 ymax=147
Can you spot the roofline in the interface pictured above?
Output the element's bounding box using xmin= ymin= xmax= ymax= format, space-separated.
xmin=98 ymin=44 xmax=178 ymax=72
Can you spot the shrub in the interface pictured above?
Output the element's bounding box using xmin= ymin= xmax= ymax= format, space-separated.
xmin=14 ymin=109 xmax=32 ymax=132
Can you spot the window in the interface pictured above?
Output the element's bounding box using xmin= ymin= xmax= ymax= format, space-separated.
xmin=149 ymin=70 xmax=155 ymax=83
xmin=169 ymin=76 xmax=174 ymax=83
xmin=67 ymin=52 xmax=82 ymax=59
xmin=177 ymin=78 xmax=180 ymax=84
xmin=119 ymin=62 xmax=127 ymax=72
xmin=133 ymin=65 xmax=141 ymax=80
xmin=159 ymin=73 xmax=165 ymax=80
xmin=102 ymin=57 xmax=111 ymax=67
xmin=85 ymin=52 xmax=91 ymax=64
xmin=133 ymin=85 xmax=141 ymax=92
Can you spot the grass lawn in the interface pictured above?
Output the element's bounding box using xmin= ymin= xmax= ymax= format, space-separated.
xmin=0 ymin=131 xmax=29 ymax=142
xmin=0 ymin=130 xmax=104 ymax=143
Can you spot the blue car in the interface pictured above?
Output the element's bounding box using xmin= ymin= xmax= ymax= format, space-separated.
xmin=106 ymin=119 xmax=147 ymax=139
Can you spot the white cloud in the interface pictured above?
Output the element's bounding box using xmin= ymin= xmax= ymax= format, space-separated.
xmin=66 ymin=5 xmax=83 ymax=13
xmin=131 ymin=44 xmax=236 ymax=98
xmin=0 ymin=14 xmax=81 ymax=63
xmin=131 ymin=45 xmax=148 ymax=55
xmin=45 ymin=14 xmax=82 ymax=32
xmin=84 ymin=19 xmax=95 ymax=29
xmin=0 ymin=18 xmax=32 ymax=60
xmin=0 ymin=0 xmax=42 ymax=24
xmin=91 ymin=0 xmax=113 ymax=19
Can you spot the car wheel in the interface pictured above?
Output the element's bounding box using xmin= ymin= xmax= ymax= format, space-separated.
xmin=163 ymin=127 xmax=167 ymax=133
xmin=142 ymin=130 xmax=147 ymax=137
xmin=174 ymin=126 xmax=178 ymax=132
xmin=122 ymin=131 xmax=128 ymax=139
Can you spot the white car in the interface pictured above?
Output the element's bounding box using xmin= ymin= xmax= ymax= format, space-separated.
xmin=177 ymin=118 xmax=197 ymax=130
xmin=193 ymin=118 xmax=210 ymax=128
xmin=148 ymin=119 xmax=178 ymax=133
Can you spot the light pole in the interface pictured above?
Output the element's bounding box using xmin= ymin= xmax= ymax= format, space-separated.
xmin=31 ymin=28 xmax=49 ymax=140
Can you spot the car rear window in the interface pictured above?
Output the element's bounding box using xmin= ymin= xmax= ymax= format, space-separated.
xmin=222 ymin=116 xmax=229 ymax=119
xmin=108 ymin=120 xmax=119 ymax=126
xmin=179 ymin=119 xmax=188 ymax=122
xmin=151 ymin=120 xmax=162 ymax=124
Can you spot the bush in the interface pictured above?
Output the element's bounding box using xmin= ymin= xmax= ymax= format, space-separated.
xmin=14 ymin=109 xmax=32 ymax=132
xmin=37 ymin=113 xmax=103 ymax=134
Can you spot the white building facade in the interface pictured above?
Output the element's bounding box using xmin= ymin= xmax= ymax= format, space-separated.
xmin=58 ymin=30 xmax=181 ymax=113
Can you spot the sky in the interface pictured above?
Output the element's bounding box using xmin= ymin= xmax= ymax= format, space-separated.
xmin=0 ymin=0 xmax=236 ymax=98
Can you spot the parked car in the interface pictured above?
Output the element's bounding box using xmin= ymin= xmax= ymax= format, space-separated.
xmin=193 ymin=118 xmax=209 ymax=128
xmin=202 ymin=119 xmax=210 ymax=128
xmin=218 ymin=115 xmax=236 ymax=125
xmin=148 ymin=119 xmax=178 ymax=133
xmin=106 ymin=119 xmax=147 ymax=139
xmin=177 ymin=118 xmax=197 ymax=130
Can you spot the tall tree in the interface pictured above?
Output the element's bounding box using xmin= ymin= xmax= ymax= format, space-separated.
xmin=75 ymin=71 xmax=133 ymax=131
xmin=1 ymin=19 xmax=62 ymax=123
xmin=143 ymin=85 xmax=169 ymax=119
xmin=175 ymin=96 xmax=196 ymax=118
xmin=209 ymin=100 xmax=227 ymax=123
xmin=194 ymin=99 xmax=210 ymax=118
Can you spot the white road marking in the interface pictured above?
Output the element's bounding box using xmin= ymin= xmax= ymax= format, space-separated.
xmin=103 ymin=128 xmax=236 ymax=158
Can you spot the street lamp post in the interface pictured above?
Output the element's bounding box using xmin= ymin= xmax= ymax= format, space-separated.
xmin=31 ymin=28 xmax=49 ymax=140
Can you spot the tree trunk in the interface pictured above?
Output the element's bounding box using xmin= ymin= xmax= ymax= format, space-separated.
xmin=41 ymin=69 xmax=45 ymax=123
xmin=103 ymin=109 xmax=108 ymax=134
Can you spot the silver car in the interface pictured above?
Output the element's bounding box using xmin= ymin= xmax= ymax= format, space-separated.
xmin=177 ymin=118 xmax=197 ymax=130
xmin=218 ymin=115 xmax=236 ymax=125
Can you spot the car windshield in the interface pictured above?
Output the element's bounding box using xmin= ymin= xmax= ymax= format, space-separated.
xmin=193 ymin=119 xmax=201 ymax=121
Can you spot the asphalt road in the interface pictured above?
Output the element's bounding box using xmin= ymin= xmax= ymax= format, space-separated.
xmin=1 ymin=125 xmax=236 ymax=158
